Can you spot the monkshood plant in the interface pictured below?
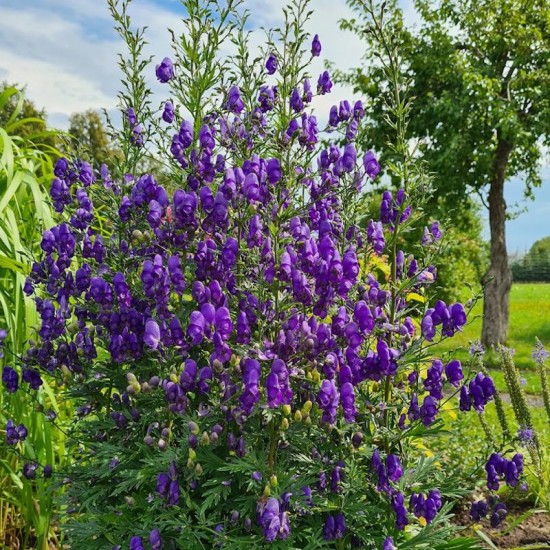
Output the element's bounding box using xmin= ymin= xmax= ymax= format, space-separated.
xmin=0 ymin=0 xmax=521 ymax=548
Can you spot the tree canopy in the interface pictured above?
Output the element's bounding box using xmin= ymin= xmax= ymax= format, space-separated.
xmin=340 ymin=0 xmax=550 ymax=345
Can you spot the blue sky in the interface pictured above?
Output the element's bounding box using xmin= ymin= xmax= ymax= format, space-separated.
xmin=0 ymin=0 xmax=547 ymax=252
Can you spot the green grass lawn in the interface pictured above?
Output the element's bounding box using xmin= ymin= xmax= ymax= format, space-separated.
xmin=433 ymin=283 xmax=550 ymax=394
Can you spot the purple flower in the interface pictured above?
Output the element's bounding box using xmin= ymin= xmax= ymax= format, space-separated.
xmin=323 ymin=513 xmax=346 ymax=540
xmin=317 ymin=379 xmax=339 ymax=424
xmin=383 ymin=537 xmax=396 ymax=550
xmin=311 ymin=34 xmax=322 ymax=56
xmin=533 ymin=339 xmax=549 ymax=363
xmin=241 ymin=359 xmax=260 ymax=415
xmin=144 ymin=319 xmax=161 ymax=350
xmin=466 ymin=372 xmax=495 ymax=412
xmin=317 ymin=71 xmax=332 ymax=95
xmin=410 ymin=490 xmax=442 ymax=523
xmin=156 ymin=57 xmax=174 ymax=83
xmin=244 ymin=173 xmax=260 ymax=202
xmin=266 ymin=359 xmax=292 ymax=408
xmin=227 ymin=85 xmax=245 ymax=114
xmin=23 ymin=462 xmax=38 ymax=480
xmin=257 ymin=498 xmax=280 ymax=542
xmin=424 ymin=360 xmax=444 ymax=399
xmin=22 ymin=368 xmax=43 ymax=390
xmin=2 ymin=366 xmax=18 ymax=393
xmin=518 ymin=425 xmax=534 ymax=446
xmin=470 ymin=499 xmax=489 ymax=521
xmin=6 ymin=420 xmax=28 ymax=445
xmin=363 ymin=150 xmax=380 ymax=178
xmin=485 ymin=452 xmax=522 ymax=490
xmin=490 ymin=502 xmax=507 ymax=527
xmin=419 ymin=395 xmax=438 ymax=426
xmin=290 ymin=88 xmax=304 ymax=112
xmin=149 ymin=529 xmax=162 ymax=550
xmin=445 ymin=359 xmax=463 ymax=386
xmin=157 ymin=462 xmax=179 ymax=505
xmin=162 ymin=101 xmax=175 ymax=123
xmin=367 ymin=220 xmax=385 ymax=255
xmin=214 ymin=307 xmax=233 ymax=340
xmin=340 ymin=382 xmax=356 ymax=422
xmin=392 ymin=492 xmax=408 ymax=530
xmin=130 ymin=536 xmax=144 ymax=550
xmin=265 ymin=53 xmax=278 ymax=74
xmin=266 ymin=158 xmax=281 ymax=184
xmin=387 ymin=454 xmax=403 ymax=482
xmin=187 ymin=311 xmax=206 ymax=345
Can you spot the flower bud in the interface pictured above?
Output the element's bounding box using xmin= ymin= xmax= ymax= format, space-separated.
xmin=281 ymin=418 xmax=289 ymax=430
xmin=294 ymin=410 xmax=303 ymax=422
xmin=263 ymin=484 xmax=271 ymax=497
xmin=158 ymin=438 xmax=167 ymax=451
xmin=270 ymin=474 xmax=278 ymax=487
xmin=200 ymin=431 xmax=210 ymax=445
xmin=352 ymin=432 xmax=363 ymax=448
xmin=282 ymin=404 xmax=291 ymax=416
xmin=303 ymin=400 xmax=313 ymax=413
xmin=195 ymin=463 xmax=203 ymax=476
xmin=188 ymin=421 xmax=199 ymax=434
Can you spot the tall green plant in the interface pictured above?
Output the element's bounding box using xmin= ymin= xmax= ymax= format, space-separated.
xmin=0 ymin=86 xmax=67 ymax=549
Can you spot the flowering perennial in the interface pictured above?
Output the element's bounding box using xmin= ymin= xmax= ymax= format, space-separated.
xmin=0 ymin=1 xmax=515 ymax=548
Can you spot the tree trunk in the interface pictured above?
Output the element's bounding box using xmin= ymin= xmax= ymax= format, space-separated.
xmin=481 ymin=136 xmax=513 ymax=348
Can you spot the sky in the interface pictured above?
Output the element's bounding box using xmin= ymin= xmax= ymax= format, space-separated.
xmin=0 ymin=0 xmax=548 ymax=253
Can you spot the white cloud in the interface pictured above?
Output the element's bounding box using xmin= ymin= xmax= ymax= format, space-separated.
xmin=0 ymin=0 xmax=372 ymax=127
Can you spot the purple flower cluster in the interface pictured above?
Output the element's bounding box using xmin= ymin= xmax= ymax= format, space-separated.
xmin=372 ymin=449 xmax=403 ymax=493
xmin=2 ymin=366 xmax=18 ymax=393
xmin=409 ymin=490 xmax=442 ymax=524
xmin=5 ymin=22 xmax=496 ymax=548
xmin=266 ymin=359 xmax=293 ymax=408
xmin=485 ymin=452 xmax=523 ymax=490
xmin=156 ymin=57 xmax=174 ymax=83
xmin=323 ymin=513 xmax=346 ymax=540
xmin=459 ymin=372 xmax=496 ymax=412
xmin=470 ymin=498 xmax=507 ymax=527
xmin=421 ymin=300 xmax=467 ymax=341
xmin=257 ymin=498 xmax=290 ymax=542
xmin=6 ymin=420 xmax=28 ymax=445
xmin=156 ymin=462 xmax=179 ymax=505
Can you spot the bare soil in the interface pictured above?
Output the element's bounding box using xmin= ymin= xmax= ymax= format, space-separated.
xmin=455 ymin=501 xmax=550 ymax=548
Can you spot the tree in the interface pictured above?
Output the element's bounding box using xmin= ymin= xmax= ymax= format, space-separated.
xmin=341 ymin=0 xmax=550 ymax=346
xmin=0 ymin=81 xmax=57 ymax=149
xmin=67 ymin=109 xmax=122 ymax=171
xmin=511 ymin=236 xmax=550 ymax=282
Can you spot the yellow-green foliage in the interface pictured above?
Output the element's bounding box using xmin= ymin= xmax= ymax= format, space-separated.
xmin=0 ymin=86 xmax=68 ymax=549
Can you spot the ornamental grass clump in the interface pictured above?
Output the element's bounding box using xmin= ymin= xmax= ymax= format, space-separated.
xmin=1 ymin=0 xmax=513 ymax=548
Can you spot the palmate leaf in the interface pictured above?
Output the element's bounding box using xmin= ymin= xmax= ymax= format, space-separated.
xmin=198 ymin=476 xmax=233 ymax=520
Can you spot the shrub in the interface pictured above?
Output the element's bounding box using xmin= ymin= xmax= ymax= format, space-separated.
xmin=1 ymin=1 xmax=524 ymax=548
